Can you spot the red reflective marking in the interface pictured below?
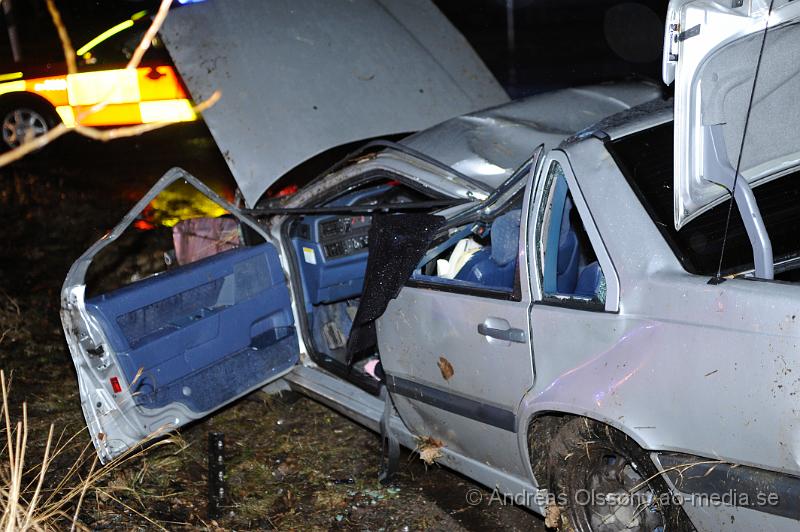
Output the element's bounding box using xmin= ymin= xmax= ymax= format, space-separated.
xmin=134 ymin=219 xmax=154 ymax=231
xmin=110 ymin=376 xmax=122 ymax=394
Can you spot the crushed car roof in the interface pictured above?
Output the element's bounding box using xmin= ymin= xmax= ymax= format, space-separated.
xmin=401 ymin=82 xmax=663 ymax=189
xmin=160 ymin=0 xmax=509 ymax=207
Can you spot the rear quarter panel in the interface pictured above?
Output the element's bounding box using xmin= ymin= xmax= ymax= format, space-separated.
xmin=520 ymin=137 xmax=800 ymax=477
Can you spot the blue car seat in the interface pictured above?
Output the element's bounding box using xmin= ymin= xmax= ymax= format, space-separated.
xmin=542 ymin=176 xmax=604 ymax=299
xmin=454 ymin=209 xmax=521 ymax=290
xmin=555 ymin=196 xmax=580 ymax=293
xmin=575 ymin=261 xmax=603 ymax=297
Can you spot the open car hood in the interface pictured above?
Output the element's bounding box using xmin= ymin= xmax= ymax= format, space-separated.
xmin=664 ymin=0 xmax=800 ymax=229
xmin=160 ymin=0 xmax=509 ymax=207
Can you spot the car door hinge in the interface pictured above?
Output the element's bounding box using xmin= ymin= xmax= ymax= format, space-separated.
xmin=667 ymin=23 xmax=701 ymax=62
xmin=667 ymin=24 xmax=681 ymax=61
xmin=87 ymin=344 xmax=105 ymax=357
xmin=678 ymin=24 xmax=701 ymax=42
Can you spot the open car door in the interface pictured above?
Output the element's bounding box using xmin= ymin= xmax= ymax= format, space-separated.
xmin=61 ymin=169 xmax=298 ymax=462
xmin=664 ymin=0 xmax=800 ymax=229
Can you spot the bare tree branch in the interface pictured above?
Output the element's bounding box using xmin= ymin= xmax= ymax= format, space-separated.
xmin=74 ymin=91 xmax=221 ymax=142
xmin=45 ymin=0 xmax=76 ymax=75
xmin=82 ymin=0 xmax=175 ymax=121
xmin=0 ymin=125 xmax=69 ymax=167
xmin=127 ymin=0 xmax=173 ymax=69
xmin=0 ymin=0 xmax=221 ymax=170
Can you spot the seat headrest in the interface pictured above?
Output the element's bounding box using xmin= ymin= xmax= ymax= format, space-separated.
xmin=490 ymin=209 xmax=522 ymax=266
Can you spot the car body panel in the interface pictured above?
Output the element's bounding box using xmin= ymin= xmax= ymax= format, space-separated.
xmin=664 ymin=0 xmax=800 ymax=228
xmin=0 ymin=66 xmax=195 ymax=127
xmin=377 ymin=146 xmax=542 ymax=485
xmin=63 ymin=67 xmax=800 ymax=528
xmin=283 ymin=364 xmax=545 ymax=512
xmin=159 ymin=0 xmax=510 ymax=207
xmin=60 ymin=169 xmax=296 ymax=462
xmin=520 ymin=133 xmax=800 ymax=476
xmin=401 ymin=82 xmax=663 ymax=190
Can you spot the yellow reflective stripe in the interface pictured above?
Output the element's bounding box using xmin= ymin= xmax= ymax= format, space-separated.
xmin=67 ymin=69 xmax=140 ymax=106
xmin=71 ymin=103 xmax=142 ymax=126
xmin=55 ymin=106 xmax=75 ymax=127
xmin=57 ymin=100 xmax=196 ymax=128
xmin=0 ymin=80 xmax=25 ymax=95
xmin=139 ymin=99 xmax=196 ymax=123
xmin=33 ymin=78 xmax=67 ymax=91
xmin=75 ymin=19 xmax=135 ymax=57
xmin=0 ymin=72 xmax=22 ymax=82
xmin=130 ymin=10 xmax=148 ymax=22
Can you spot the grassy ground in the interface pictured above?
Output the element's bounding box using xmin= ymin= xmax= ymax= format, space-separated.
xmin=0 ymin=129 xmax=545 ymax=530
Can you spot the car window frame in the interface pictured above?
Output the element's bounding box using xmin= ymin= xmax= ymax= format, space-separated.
xmin=404 ymin=197 xmax=526 ymax=302
xmin=530 ymin=150 xmax=620 ymax=313
xmin=404 ymin=146 xmax=546 ymax=303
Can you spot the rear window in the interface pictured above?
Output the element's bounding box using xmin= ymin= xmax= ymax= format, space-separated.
xmin=608 ymin=123 xmax=800 ymax=276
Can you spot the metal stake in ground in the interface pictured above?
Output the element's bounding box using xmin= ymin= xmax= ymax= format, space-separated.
xmin=208 ymin=432 xmax=226 ymax=519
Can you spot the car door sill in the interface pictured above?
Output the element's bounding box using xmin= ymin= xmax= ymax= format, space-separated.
xmin=282 ymin=365 xmax=544 ymax=514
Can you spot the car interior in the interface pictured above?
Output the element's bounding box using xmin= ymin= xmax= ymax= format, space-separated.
xmin=282 ymin=166 xmax=609 ymax=393
xmin=79 ymin=162 xmax=609 ymax=413
xmin=284 ymin=180 xmax=434 ymax=387
xmin=412 ymin=205 xmax=522 ymax=294
xmin=541 ymin=170 xmax=606 ymax=303
xmin=281 ymin=176 xmax=542 ymax=390
xmin=85 ymin=241 xmax=299 ymax=413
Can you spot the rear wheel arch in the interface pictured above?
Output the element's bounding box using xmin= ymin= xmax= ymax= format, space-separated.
xmin=0 ymin=91 xmax=61 ymax=121
xmin=526 ymin=411 xmax=651 ymax=483
xmin=525 ymin=412 xmax=694 ymax=531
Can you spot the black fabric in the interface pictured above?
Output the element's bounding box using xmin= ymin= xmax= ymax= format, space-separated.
xmin=346 ymin=212 xmax=445 ymax=365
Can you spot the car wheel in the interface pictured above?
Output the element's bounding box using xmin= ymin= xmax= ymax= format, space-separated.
xmin=0 ymin=98 xmax=60 ymax=151
xmin=546 ymin=418 xmax=693 ymax=532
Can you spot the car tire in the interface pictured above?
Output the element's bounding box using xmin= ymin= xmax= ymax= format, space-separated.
xmin=546 ymin=417 xmax=693 ymax=532
xmin=0 ymin=96 xmax=61 ymax=152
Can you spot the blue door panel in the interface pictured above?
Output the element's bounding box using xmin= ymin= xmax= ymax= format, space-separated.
xmin=86 ymin=243 xmax=297 ymax=414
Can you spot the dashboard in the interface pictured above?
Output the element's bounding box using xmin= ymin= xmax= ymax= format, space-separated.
xmin=318 ymin=215 xmax=371 ymax=259
xmin=290 ymin=183 xmax=426 ymax=308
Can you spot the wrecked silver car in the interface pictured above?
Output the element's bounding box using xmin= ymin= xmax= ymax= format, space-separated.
xmin=61 ymin=1 xmax=800 ymax=530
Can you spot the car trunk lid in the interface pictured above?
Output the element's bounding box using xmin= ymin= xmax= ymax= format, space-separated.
xmin=664 ymin=0 xmax=800 ymax=229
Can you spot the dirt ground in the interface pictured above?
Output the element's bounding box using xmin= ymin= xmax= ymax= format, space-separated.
xmin=0 ymin=124 xmax=546 ymax=530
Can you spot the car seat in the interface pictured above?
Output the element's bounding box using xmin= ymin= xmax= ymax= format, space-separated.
xmin=575 ymin=261 xmax=603 ymax=298
xmin=556 ymin=197 xmax=580 ymax=294
xmin=454 ymin=209 xmax=521 ymax=289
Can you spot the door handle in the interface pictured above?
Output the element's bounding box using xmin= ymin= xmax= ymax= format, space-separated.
xmin=477 ymin=322 xmax=526 ymax=343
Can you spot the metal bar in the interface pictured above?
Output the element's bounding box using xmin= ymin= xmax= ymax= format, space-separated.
xmin=703 ymin=124 xmax=773 ymax=279
xmin=207 ymin=432 xmax=226 ymax=519
xmin=249 ymin=199 xmax=469 ymax=216
xmin=321 ymin=140 xmax=494 ymax=195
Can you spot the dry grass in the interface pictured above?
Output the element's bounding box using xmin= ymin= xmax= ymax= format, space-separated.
xmin=0 ymin=292 xmax=28 ymax=348
xmin=0 ymin=369 xmax=182 ymax=530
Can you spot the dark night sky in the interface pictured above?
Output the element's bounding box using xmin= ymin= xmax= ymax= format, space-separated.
xmin=0 ymin=0 xmax=670 ymax=97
